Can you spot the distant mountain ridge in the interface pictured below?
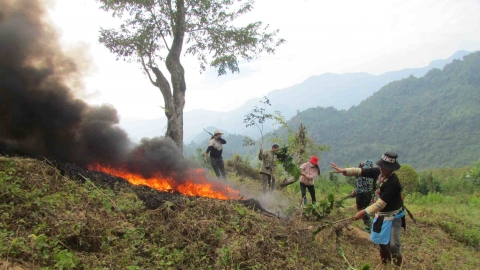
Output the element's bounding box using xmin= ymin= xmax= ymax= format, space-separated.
xmin=192 ymin=50 xmax=480 ymax=171
xmin=289 ymin=51 xmax=480 ymax=170
xmin=119 ymin=50 xmax=472 ymax=143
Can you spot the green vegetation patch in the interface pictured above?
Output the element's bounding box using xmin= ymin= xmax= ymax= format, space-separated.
xmin=406 ymin=192 xmax=480 ymax=250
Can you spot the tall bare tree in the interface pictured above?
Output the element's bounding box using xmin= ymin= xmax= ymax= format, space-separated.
xmin=97 ymin=0 xmax=284 ymax=151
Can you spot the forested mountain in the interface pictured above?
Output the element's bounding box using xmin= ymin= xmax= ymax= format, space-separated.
xmin=288 ymin=51 xmax=480 ymax=170
xmin=121 ymin=51 xmax=471 ymax=143
xmin=188 ymin=51 xmax=480 ymax=171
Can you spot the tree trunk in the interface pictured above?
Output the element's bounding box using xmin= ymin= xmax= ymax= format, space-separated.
xmin=427 ymin=171 xmax=434 ymax=194
xmin=164 ymin=56 xmax=185 ymax=152
xmin=151 ymin=66 xmax=184 ymax=152
xmin=166 ymin=0 xmax=186 ymax=152
xmin=148 ymin=0 xmax=186 ymax=152
xmin=165 ymin=98 xmax=184 ymax=151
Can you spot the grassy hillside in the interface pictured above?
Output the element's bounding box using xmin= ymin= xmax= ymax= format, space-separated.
xmin=1 ymin=156 xmax=479 ymax=269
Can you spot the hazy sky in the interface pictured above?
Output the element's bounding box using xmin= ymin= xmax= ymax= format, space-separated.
xmin=48 ymin=0 xmax=480 ymax=119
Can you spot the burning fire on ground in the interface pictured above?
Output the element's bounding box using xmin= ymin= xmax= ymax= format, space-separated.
xmin=88 ymin=164 xmax=240 ymax=200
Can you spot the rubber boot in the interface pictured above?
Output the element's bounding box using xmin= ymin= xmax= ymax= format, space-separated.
xmin=303 ymin=197 xmax=308 ymax=205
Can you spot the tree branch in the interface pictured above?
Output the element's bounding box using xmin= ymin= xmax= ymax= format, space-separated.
xmin=254 ymin=122 xmax=264 ymax=146
xmin=140 ymin=54 xmax=157 ymax=87
xmin=166 ymin=0 xmax=175 ymax=32
xmin=151 ymin=66 xmax=173 ymax=112
xmin=147 ymin=5 xmax=171 ymax=51
xmin=187 ymin=27 xmax=209 ymax=33
xmin=168 ymin=0 xmax=186 ymax=60
xmin=161 ymin=34 xmax=171 ymax=52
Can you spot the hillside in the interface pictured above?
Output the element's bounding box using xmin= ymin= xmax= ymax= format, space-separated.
xmin=1 ymin=156 xmax=480 ymax=269
xmin=120 ymin=51 xmax=471 ymax=143
xmin=192 ymin=51 xmax=480 ymax=171
xmin=290 ymin=50 xmax=480 ymax=170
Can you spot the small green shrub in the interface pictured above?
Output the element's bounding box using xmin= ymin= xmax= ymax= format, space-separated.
xmin=303 ymin=194 xmax=335 ymax=220
xmin=396 ymin=164 xmax=419 ymax=195
xmin=54 ymin=249 xmax=78 ymax=270
xmin=418 ymin=171 xmax=441 ymax=195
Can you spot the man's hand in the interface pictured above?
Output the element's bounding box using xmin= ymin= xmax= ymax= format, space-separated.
xmin=330 ymin=162 xmax=346 ymax=174
xmin=351 ymin=191 xmax=356 ymax=197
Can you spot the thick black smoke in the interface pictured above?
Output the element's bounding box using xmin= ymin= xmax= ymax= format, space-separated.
xmin=0 ymin=0 xmax=129 ymax=167
xmin=125 ymin=137 xmax=188 ymax=178
xmin=0 ymin=0 xmax=189 ymax=178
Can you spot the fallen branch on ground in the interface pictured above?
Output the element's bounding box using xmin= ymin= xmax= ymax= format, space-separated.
xmin=313 ymin=217 xmax=353 ymax=235
xmin=279 ymin=177 xmax=297 ymax=189
xmin=239 ymin=198 xmax=279 ymax=218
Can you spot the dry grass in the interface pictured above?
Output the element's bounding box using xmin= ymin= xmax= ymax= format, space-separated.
xmin=1 ymin=156 xmax=479 ymax=269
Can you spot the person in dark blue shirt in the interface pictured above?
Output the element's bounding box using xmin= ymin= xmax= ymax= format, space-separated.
xmin=351 ymin=160 xmax=374 ymax=231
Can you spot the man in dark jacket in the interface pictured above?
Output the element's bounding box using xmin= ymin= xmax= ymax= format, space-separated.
xmin=331 ymin=152 xmax=404 ymax=267
xmin=205 ymin=130 xmax=227 ymax=181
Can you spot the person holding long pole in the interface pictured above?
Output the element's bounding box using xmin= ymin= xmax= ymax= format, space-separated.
xmin=204 ymin=130 xmax=227 ymax=181
xmin=330 ymin=152 xmax=405 ymax=267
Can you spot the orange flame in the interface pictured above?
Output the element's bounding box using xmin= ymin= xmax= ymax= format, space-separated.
xmin=88 ymin=164 xmax=240 ymax=200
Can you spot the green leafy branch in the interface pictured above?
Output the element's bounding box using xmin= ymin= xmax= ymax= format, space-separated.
xmin=272 ymin=111 xmax=329 ymax=164
xmin=303 ymin=194 xmax=335 ymax=220
xmin=243 ymin=96 xmax=273 ymax=147
xmin=275 ymin=145 xmax=301 ymax=181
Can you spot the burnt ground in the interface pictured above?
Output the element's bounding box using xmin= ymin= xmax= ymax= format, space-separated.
xmin=53 ymin=161 xmax=275 ymax=216
xmin=53 ymin=161 xmax=186 ymax=210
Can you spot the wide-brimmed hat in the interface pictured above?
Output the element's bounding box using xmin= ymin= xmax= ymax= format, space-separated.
xmin=309 ymin=156 xmax=319 ymax=166
xmin=214 ymin=129 xmax=224 ymax=135
xmin=376 ymin=152 xmax=401 ymax=171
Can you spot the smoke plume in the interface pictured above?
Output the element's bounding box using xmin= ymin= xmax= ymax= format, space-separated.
xmin=0 ymin=0 xmax=189 ymax=179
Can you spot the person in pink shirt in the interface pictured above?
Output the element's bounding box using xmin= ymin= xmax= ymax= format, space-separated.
xmin=300 ymin=156 xmax=320 ymax=204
